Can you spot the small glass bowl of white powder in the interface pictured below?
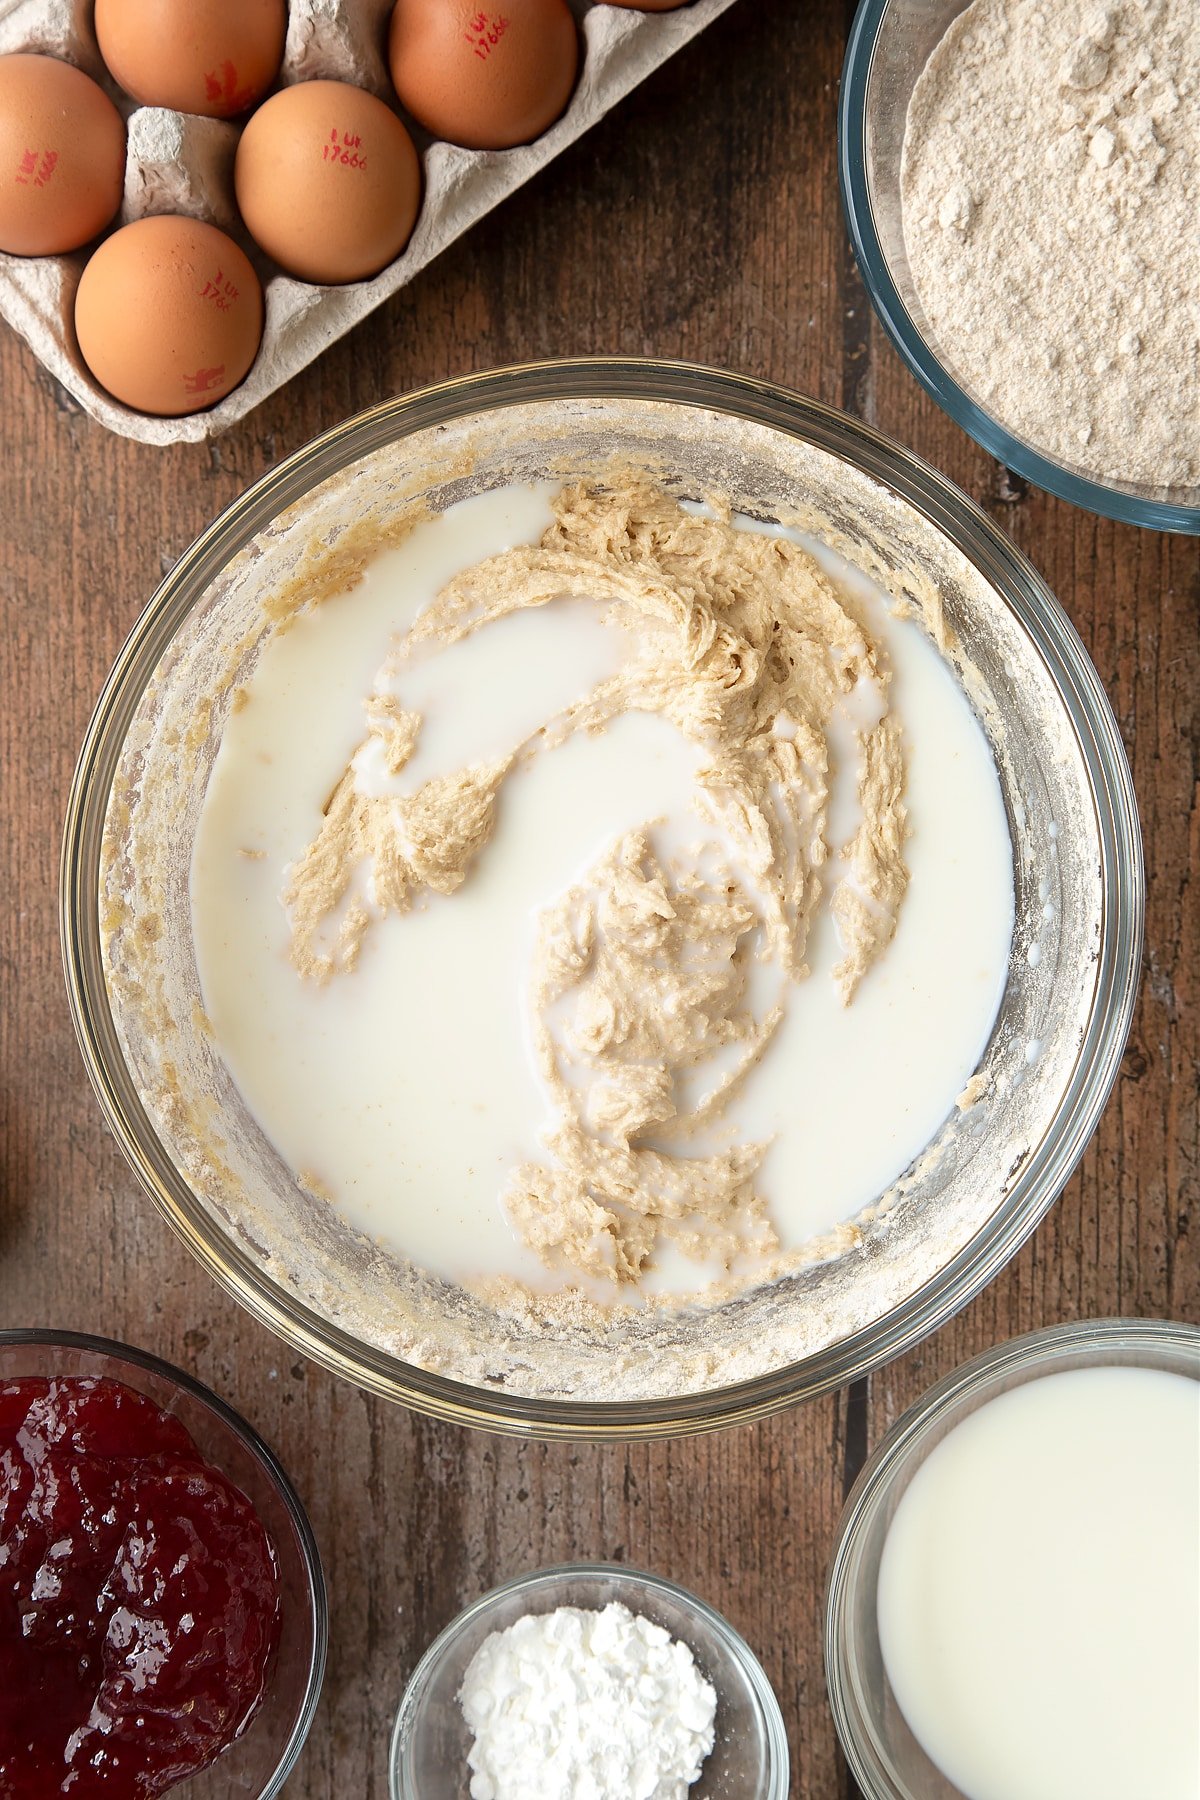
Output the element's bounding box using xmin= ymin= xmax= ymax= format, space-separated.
xmin=389 ymin=1563 xmax=789 ymax=1799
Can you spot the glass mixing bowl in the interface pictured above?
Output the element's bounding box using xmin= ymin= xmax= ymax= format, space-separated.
xmin=823 ymin=1317 xmax=1200 ymax=1799
xmin=62 ymin=358 xmax=1143 ymax=1437
xmin=0 ymin=1328 xmax=327 ymax=1798
xmin=390 ymin=1563 xmax=789 ymax=1800
xmin=839 ymin=0 xmax=1200 ymax=534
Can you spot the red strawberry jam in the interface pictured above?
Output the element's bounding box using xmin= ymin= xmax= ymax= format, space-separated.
xmin=0 ymin=1375 xmax=281 ymax=1797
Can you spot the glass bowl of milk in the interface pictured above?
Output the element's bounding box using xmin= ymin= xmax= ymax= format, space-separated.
xmin=824 ymin=1317 xmax=1200 ymax=1800
xmin=62 ymin=359 xmax=1144 ymax=1434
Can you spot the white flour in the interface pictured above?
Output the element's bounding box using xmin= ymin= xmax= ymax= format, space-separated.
xmin=459 ymin=1603 xmax=718 ymax=1800
xmin=901 ymin=0 xmax=1199 ymax=494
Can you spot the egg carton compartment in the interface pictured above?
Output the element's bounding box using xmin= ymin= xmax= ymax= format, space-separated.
xmin=0 ymin=0 xmax=737 ymax=443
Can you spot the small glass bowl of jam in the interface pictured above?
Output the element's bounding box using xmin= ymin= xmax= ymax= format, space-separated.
xmin=0 ymin=1329 xmax=326 ymax=1799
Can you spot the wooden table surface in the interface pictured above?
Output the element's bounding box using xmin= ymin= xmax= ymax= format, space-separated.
xmin=1 ymin=2 xmax=1196 ymax=1794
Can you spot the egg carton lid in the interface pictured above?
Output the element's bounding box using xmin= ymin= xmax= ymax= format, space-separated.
xmin=0 ymin=0 xmax=738 ymax=444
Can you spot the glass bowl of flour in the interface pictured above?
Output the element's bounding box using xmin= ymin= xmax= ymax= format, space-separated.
xmin=389 ymin=1562 xmax=789 ymax=1799
xmin=62 ymin=359 xmax=1142 ymax=1435
xmin=840 ymin=0 xmax=1200 ymax=533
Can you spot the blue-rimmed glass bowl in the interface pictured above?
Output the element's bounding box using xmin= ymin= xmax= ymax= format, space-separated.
xmin=839 ymin=0 xmax=1200 ymax=534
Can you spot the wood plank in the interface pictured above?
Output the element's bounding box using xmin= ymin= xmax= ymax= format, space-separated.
xmin=0 ymin=1 xmax=1194 ymax=1794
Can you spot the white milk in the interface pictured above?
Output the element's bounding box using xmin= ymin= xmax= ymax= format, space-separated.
xmin=877 ymin=1365 xmax=1200 ymax=1800
xmin=190 ymin=484 xmax=1014 ymax=1297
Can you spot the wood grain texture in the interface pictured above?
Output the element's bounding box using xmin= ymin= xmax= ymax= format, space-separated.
xmin=0 ymin=2 xmax=1196 ymax=1795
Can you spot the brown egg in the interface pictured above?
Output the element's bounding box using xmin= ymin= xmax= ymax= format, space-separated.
xmin=75 ymin=215 xmax=263 ymax=414
xmin=0 ymin=54 xmax=125 ymax=256
xmin=94 ymin=0 xmax=286 ymax=118
xmin=235 ymin=80 xmax=421 ymax=285
xmin=388 ymin=0 xmax=578 ymax=151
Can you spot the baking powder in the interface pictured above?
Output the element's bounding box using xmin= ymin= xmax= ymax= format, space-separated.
xmin=459 ymin=1601 xmax=718 ymax=1800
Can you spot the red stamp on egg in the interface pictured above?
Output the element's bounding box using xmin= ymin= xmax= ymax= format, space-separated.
xmin=465 ymin=13 xmax=510 ymax=59
xmin=199 ymin=268 xmax=239 ymax=311
xmin=15 ymin=148 xmax=57 ymax=187
xmin=204 ymin=61 xmax=254 ymax=114
xmin=322 ymin=127 xmax=367 ymax=171
xmin=183 ymin=364 xmax=226 ymax=395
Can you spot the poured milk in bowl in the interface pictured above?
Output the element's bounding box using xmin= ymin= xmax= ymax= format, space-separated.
xmin=877 ymin=1365 xmax=1200 ymax=1800
xmin=190 ymin=480 xmax=1015 ymax=1307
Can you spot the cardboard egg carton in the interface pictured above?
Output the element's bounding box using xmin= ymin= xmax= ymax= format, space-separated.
xmin=0 ymin=0 xmax=736 ymax=442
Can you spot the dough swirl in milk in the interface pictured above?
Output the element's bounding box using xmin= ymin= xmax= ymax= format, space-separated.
xmin=282 ymin=482 xmax=909 ymax=1284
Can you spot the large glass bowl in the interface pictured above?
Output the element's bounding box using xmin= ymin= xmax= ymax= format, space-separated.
xmin=824 ymin=1317 xmax=1200 ymax=1798
xmin=61 ymin=358 xmax=1143 ymax=1437
xmin=839 ymin=0 xmax=1200 ymax=535
xmin=0 ymin=1328 xmax=327 ymax=1798
xmin=390 ymin=1563 xmax=789 ymax=1799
